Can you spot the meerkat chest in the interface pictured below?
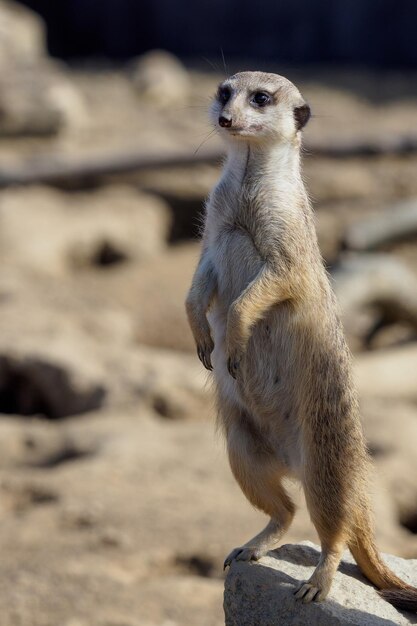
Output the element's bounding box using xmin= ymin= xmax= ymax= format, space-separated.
xmin=205 ymin=187 xmax=268 ymax=304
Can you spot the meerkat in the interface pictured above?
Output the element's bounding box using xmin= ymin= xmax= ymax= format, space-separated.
xmin=185 ymin=71 xmax=417 ymax=610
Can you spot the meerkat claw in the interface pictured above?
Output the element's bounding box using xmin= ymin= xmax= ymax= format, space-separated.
xmin=197 ymin=344 xmax=213 ymax=371
xmin=294 ymin=582 xmax=322 ymax=603
xmin=227 ymin=357 xmax=240 ymax=378
xmin=224 ymin=546 xmax=262 ymax=570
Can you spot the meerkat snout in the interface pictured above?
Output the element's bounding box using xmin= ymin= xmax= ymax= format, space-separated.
xmin=219 ymin=115 xmax=232 ymax=128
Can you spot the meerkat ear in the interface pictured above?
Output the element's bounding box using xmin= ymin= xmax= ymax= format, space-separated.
xmin=294 ymin=103 xmax=311 ymax=131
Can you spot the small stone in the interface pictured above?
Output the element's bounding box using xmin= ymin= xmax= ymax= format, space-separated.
xmin=130 ymin=50 xmax=191 ymax=107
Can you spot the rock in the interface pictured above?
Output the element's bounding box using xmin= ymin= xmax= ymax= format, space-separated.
xmin=0 ymin=275 xmax=109 ymax=418
xmin=126 ymin=345 xmax=211 ymax=420
xmin=362 ymin=399 xmax=417 ymax=539
xmin=0 ymin=415 xmax=94 ymax=469
xmin=332 ymin=253 xmax=417 ymax=351
xmin=0 ymin=2 xmax=87 ymax=136
xmin=74 ymin=241 xmax=199 ymax=352
xmin=0 ymin=62 xmax=87 ymax=137
xmin=307 ymin=159 xmax=379 ymax=203
xmin=0 ymin=0 xmax=46 ymax=67
xmin=130 ymin=49 xmax=191 ymax=107
xmin=0 ymin=347 xmax=106 ymax=420
xmin=343 ymin=199 xmax=417 ymax=251
xmin=0 ymin=185 xmax=171 ymax=274
xmin=224 ymin=542 xmax=417 ymax=626
xmin=0 ymin=264 xmax=210 ymax=419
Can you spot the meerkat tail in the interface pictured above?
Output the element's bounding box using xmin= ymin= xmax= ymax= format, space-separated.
xmin=378 ymin=589 xmax=417 ymax=612
xmin=348 ymin=514 xmax=417 ymax=612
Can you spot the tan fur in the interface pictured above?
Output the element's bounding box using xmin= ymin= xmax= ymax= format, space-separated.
xmin=185 ymin=71 xmax=417 ymax=609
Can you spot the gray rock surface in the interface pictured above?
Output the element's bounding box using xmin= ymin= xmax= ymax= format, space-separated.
xmin=224 ymin=542 xmax=417 ymax=626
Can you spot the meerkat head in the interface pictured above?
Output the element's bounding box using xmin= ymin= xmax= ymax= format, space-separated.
xmin=210 ymin=71 xmax=310 ymax=146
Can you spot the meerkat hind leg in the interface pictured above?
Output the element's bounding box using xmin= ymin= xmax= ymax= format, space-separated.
xmin=295 ymin=486 xmax=348 ymax=602
xmin=224 ymin=426 xmax=295 ymax=569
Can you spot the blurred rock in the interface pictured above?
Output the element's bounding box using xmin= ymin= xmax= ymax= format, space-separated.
xmin=332 ymin=254 xmax=417 ymax=351
xmin=131 ymin=49 xmax=191 ymax=107
xmin=129 ymin=345 xmax=211 ymax=420
xmin=0 ymin=63 xmax=87 ymax=137
xmin=355 ymin=344 xmax=417 ymax=404
xmin=137 ymin=164 xmax=217 ymax=241
xmin=0 ymin=265 xmax=210 ymax=419
xmin=362 ymin=399 xmax=417 ymax=537
xmin=0 ymin=1 xmax=87 ymax=136
xmin=0 ymin=185 xmax=171 ymax=274
xmin=0 ymin=0 xmax=46 ymax=66
xmin=0 ymin=415 xmax=94 ymax=469
xmin=0 ymin=353 xmax=106 ymax=419
xmin=307 ymin=159 xmax=379 ymax=203
xmin=224 ymin=542 xmax=417 ymax=626
xmin=74 ymin=242 xmax=198 ymax=352
xmin=343 ymin=199 xmax=417 ymax=251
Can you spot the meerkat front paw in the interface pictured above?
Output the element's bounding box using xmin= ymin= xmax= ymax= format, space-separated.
xmin=227 ymin=351 xmax=242 ymax=379
xmin=223 ymin=546 xmax=264 ymax=569
xmin=226 ymin=340 xmax=248 ymax=378
xmin=226 ymin=303 xmax=249 ymax=378
xmin=197 ymin=337 xmax=214 ymax=371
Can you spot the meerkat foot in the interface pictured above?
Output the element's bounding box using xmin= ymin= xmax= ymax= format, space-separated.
xmin=294 ymin=581 xmax=327 ymax=603
xmin=294 ymin=554 xmax=338 ymax=603
xmin=223 ymin=545 xmax=265 ymax=569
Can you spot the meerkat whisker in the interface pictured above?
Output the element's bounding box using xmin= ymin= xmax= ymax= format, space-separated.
xmin=193 ymin=127 xmax=218 ymax=156
xmin=220 ymin=47 xmax=228 ymax=76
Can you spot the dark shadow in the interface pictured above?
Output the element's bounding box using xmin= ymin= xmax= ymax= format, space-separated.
xmin=174 ymin=554 xmax=219 ymax=579
xmin=91 ymin=240 xmax=129 ymax=267
xmin=32 ymin=445 xmax=95 ymax=469
xmin=0 ymin=356 xmax=106 ymax=419
xmin=140 ymin=192 xmax=204 ymax=244
xmin=399 ymin=509 xmax=417 ymax=535
xmin=270 ymin=542 xmax=366 ymax=583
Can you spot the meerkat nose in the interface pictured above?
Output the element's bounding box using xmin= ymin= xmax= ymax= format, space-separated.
xmin=219 ymin=115 xmax=232 ymax=128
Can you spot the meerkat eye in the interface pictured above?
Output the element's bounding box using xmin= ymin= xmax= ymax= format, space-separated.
xmin=217 ymin=86 xmax=231 ymax=105
xmin=252 ymin=92 xmax=271 ymax=107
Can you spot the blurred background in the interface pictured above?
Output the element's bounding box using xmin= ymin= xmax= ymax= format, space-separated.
xmin=0 ymin=1 xmax=416 ymax=625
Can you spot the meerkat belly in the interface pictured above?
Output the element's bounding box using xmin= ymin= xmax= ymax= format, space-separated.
xmin=209 ymin=297 xmax=303 ymax=475
xmin=244 ymin=308 xmax=304 ymax=473
xmin=207 ymin=226 xmax=264 ymax=409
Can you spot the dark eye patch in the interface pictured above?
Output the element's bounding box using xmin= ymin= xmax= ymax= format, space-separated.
xmin=217 ymin=86 xmax=231 ymax=105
